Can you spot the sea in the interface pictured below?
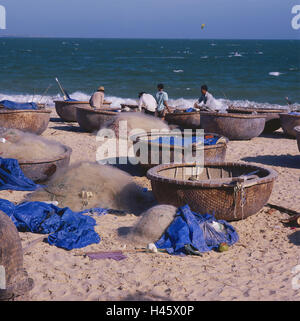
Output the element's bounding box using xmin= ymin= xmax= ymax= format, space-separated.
xmin=0 ymin=38 xmax=299 ymax=109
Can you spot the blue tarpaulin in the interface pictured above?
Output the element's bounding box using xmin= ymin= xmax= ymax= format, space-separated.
xmin=0 ymin=199 xmax=102 ymax=250
xmin=185 ymin=108 xmax=197 ymax=113
xmin=0 ymin=157 xmax=39 ymax=191
xmin=155 ymin=204 xmax=239 ymax=255
xmin=0 ymin=100 xmax=38 ymax=110
xmin=289 ymin=112 xmax=300 ymax=115
xmin=150 ymin=135 xmax=219 ymax=147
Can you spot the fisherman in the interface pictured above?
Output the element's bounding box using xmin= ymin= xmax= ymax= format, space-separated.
xmin=194 ymin=84 xmax=218 ymax=111
xmin=155 ymin=84 xmax=171 ymax=119
xmin=138 ymin=92 xmax=157 ymax=116
xmin=89 ymin=86 xmax=105 ymax=108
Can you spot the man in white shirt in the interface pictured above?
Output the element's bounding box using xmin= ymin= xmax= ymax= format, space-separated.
xmin=90 ymin=86 xmax=105 ymax=108
xmin=138 ymin=92 xmax=157 ymax=116
xmin=194 ymin=85 xmax=219 ymax=111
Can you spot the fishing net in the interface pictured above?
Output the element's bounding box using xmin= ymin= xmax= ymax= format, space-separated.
xmin=28 ymin=161 xmax=154 ymax=214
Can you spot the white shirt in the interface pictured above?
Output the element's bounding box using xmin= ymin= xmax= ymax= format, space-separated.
xmin=195 ymin=91 xmax=224 ymax=111
xmin=138 ymin=93 xmax=157 ymax=112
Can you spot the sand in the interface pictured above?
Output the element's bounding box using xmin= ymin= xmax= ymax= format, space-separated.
xmin=1 ymin=109 xmax=300 ymax=301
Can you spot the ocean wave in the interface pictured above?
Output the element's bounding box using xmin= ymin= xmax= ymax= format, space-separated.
xmin=173 ymin=70 xmax=184 ymax=73
xmin=0 ymin=92 xmax=293 ymax=110
xmin=269 ymin=72 xmax=282 ymax=77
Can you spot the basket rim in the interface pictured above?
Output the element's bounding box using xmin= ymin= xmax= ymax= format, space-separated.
xmin=17 ymin=145 xmax=72 ymax=165
xmin=200 ymin=112 xmax=266 ymax=119
xmin=54 ymin=100 xmax=111 ymax=105
xmin=227 ymin=107 xmax=288 ymax=113
xmin=166 ymin=111 xmax=201 ymax=117
xmin=279 ymin=113 xmax=300 ymax=119
xmin=0 ymin=109 xmax=51 ymax=114
xmin=76 ymin=106 xmax=120 ymax=115
xmin=147 ymin=161 xmax=278 ymax=188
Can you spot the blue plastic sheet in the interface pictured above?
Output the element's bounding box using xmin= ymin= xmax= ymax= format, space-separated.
xmin=155 ymin=204 xmax=239 ymax=255
xmin=185 ymin=108 xmax=197 ymax=113
xmin=0 ymin=157 xmax=39 ymax=191
xmin=150 ymin=135 xmax=219 ymax=147
xmin=289 ymin=112 xmax=300 ymax=115
xmin=0 ymin=100 xmax=38 ymax=110
xmin=0 ymin=199 xmax=102 ymax=250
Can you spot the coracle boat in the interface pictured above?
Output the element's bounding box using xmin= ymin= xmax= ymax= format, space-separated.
xmin=147 ymin=162 xmax=278 ymax=221
xmin=0 ymin=109 xmax=51 ymax=135
xmin=0 ymin=210 xmax=34 ymax=300
xmin=76 ymin=107 xmax=120 ymax=132
xmin=295 ymin=126 xmax=300 ymax=152
xmin=279 ymin=113 xmax=300 ymax=137
xmin=200 ymin=112 xmax=266 ymax=140
xmin=19 ymin=145 xmax=72 ymax=183
xmin=165 ymin=110 xmax=201 ymax=129
xmin=227 ymin=106 xmax=288 ymax=133
xmin=131 ymin=132 xmax=228 ymax=171
xmin=54 ymin=100 xmax=111 ymax=122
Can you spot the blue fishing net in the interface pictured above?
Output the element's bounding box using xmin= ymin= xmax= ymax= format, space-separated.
xmin=0 ymin=100 xmax=38 ymax=110
xmin=0 ymin=199 xmax=102 ymax=250
xmin=155 ymin=204 xmax=239 ymax=255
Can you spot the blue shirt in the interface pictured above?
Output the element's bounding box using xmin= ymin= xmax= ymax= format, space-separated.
xmin=156 ymin=91 xmax=168 ymax=112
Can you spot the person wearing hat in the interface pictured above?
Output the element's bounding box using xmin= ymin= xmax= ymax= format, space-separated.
xmin=89 ymin=86 xmax=105 ymax=109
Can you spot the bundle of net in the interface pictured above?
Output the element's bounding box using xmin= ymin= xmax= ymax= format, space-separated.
xmin=103 ymin=112 xmax=170 ymax=142
xmin=123 ymin=205 xmax=177 ymax=246
xmin=0 ymin=128 xmax=65 ymax=162
xmin=28 ymin=161 xmax=155 ymax=214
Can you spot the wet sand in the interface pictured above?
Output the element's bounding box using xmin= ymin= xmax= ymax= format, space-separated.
xmin=1 ymin=109 xmax=300 ymax=301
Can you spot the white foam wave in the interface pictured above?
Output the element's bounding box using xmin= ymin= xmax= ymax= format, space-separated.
xmin=0 ymin=92 xmax=293 ymax=111
xmin=269 ymin=72 xmax=282 ymax=77
xmin=173 ymin=70 xmax=184 ymax=73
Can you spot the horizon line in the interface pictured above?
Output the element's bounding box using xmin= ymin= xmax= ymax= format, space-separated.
xmin=0 ymin=35 xmax=299 ymax=41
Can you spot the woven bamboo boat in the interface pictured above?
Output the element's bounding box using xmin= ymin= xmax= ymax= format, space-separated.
xmin=54 ymin=100 xmax=111 ymax=122
xmin=148 ymin=162 xmax=277 ymax=221
xmin=200 ymin=112 xmax=266 ymax=140
xmin=295 ymin=126 xmax=300 ymax=152
xmin=18 ymin=145 xmax=72 ymax=183
xmin=280 ymin=113 xmax=300 ymax=137
xmin=227 ymin=107 xmax=288 ymax=133
xmin=76 ymin=107 xmax=120 ymax=132
xmin=165 ymin=110 xmax=201 ymax=129
xmin=0 ymin=210 xmax=34 ymax=300
xmin=0 ymin=109 xmax=51 ymax=135
xmin=131 ymin=132 xmax=228 ymax=171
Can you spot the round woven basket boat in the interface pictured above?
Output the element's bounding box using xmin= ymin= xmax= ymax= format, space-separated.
xmin=0 ymin=210 xmax=34 ymax=300
xmin=76 ymin=107 xmax=120 ymax=132
xmin=200 ymin=112 xmax=266 ymax=140
xmin=131 ymin=132 xmax=228 ymax=171
xmin=295 ymin=126 xmax=300 ymax=152
xmin=18 ymin=145 xmax=72 ymax=183
xmin=0 ymin=109 xmax=51 ymax=135
xmin=279 ymin=113 xmax=300 ymax=138
xmin=147 ymin=162 xmax=278 ymax=221
xmin=54 ymin=100 xmax=111 ymax=122
xmin=227 ymin=107 xmax=288 ymax=133
xmin=165 ymin=111 xmax=201 ymax=129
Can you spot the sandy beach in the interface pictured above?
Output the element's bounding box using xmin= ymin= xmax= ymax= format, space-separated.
xmin=1 ymin=108 xmax=299 ymax=301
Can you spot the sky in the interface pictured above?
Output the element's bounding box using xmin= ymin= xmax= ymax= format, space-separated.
xmin=0 ymin=0 xmax=299 ymax=39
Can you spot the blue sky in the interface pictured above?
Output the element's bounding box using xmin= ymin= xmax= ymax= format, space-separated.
xmin=0 ymin=0 xmax=299 ymax=39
